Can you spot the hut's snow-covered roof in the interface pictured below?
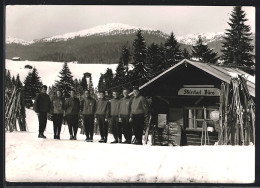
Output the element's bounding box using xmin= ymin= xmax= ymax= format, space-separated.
xmin=138 ymin=59 xmax=255 ymax=97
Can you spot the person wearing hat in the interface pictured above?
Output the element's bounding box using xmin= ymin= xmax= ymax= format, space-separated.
xmin=119 ymin=88 xmax=133 ymax=144
xmin=64 ymin=89 xmax=80 ymax=140
xmin=94 ymin=90 xmax=110 ymax=143
xmin=129 ymin=86 xmax=149 ymax=145
xmin=80 ymin=90 xmax=96 ymax=142
xmin=110 ymin=90 xmax=121 ymax=143
xmin=50 ymin=89 xmax=65 ymax=139
xmin=34 ymin=85 xmax=51 ymax=139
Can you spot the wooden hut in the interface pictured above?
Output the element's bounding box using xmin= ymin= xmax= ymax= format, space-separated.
xmin=137 ymin=59 xmax=255 ymax=146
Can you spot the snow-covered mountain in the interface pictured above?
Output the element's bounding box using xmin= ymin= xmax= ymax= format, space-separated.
xmin=6 ymin=23 xmax=255 ymax=46
xmin=176 ymin=32 xmax=225 ymax=45
xmin=6 ymin=36 xmax=34 ymax=45
xmin=39 ymin=23 xmax=167 ymax=42
xmin=6 ymin=23 xmax=228 ymax=45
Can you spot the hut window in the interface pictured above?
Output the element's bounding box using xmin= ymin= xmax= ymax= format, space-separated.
xmin=186 ymin=107 xmax=218 ymax=129
xmin=188 ymin=108 xmax=203 ymax=129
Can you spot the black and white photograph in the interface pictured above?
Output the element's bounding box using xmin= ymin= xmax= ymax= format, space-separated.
xmin=4 ymin=4 xmax=256 ymax=184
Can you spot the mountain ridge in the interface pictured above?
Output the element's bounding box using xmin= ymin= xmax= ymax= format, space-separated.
xmin=6 ymin=23 xmax=255 ymax=63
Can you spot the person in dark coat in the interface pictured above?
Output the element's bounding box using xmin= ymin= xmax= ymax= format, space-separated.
xmin=80 ymin=90 xmax=96 ymax=142
xmin=34 ymin=85 xmax=51 ymax=139
xmin=110 ymin=91 xmax=121 ymax=143
xmin=64 ymin=89 xmax=80 ymax=140
xmin=51 ymin=89 xmax=65 ymax=140
xmin=129 ymin=87 xmax=149 ymax=145
xmin=94 ymin=91 xmax=110 ymax=143
xmin=119 ymin=88 xmax=132 ymax=144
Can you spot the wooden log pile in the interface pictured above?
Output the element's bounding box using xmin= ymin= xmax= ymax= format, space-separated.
xmin=5 ymin=87 xmax=27 ymax=132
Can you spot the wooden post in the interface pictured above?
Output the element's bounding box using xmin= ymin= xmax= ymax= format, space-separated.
xmin=224 ymin=83 xmax=229 ymax=144
xmin=218 ymin=82 xmax=224 ymax=145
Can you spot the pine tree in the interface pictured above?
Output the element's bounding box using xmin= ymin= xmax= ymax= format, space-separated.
xmin=103 ymin=68 xmax=113 ymax=97
xmin=15 ymin=74 xmax=23 ymax=89
xmin=30 ymin=68 xmax=43 ymax=97
xmin=132 ymin=29 xmax=149 ymax=86
xmin=159 ymin=43 xmax=167 ymax=70
xmin=23 ymin=68 xmax=42 ymax=107
xmin=113 ymin=60 xmax=125 ymax=93
xmin=192 ymin=35 xmax=219 ymax=64
xmin=5 ymin=70 xmax=12 ymax=93
xmin=113 ymin=45 xmax=131 ymax=93
xmin=23 ymin=71 xmax=33 ymax=107
xmin=74 ymin=78 xmax=84 ymax=98
xmin=11 ymin=76 xmax=16 ymax=88
xmin=98 ymin=73 xmax=106 ymax=92
xmin=221 ymin=6 xmax=254 ymax=69
xmin=182 ymin=48 xmax=191 ymax=59
xmin=56 ymin=62 xmax=74 ymax=98
xmin=164 ymin=32 xmax=183 ymax=68
xmin=80 ymin=75 xmax=88 ymax=91
xmin=147 ymin=43 xmax=163 ymax=78
xmin=88 ymin=75 xmax=94 ymax=94
xmin=121 ymin=45 xmax=131 ymax=74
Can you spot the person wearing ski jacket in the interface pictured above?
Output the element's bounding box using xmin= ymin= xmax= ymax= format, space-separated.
xmin=50 ymin=89 xmax=65 ymax=140
xmin=110 ymin=91 xmax=121 ymax=144
xmin=64 ymin=89 xmax=80 ymax=140
xmin=95 ymin=91 xmax=110 ymax=143
xmin=129 ymin=86 xmax=149 ymax=145
xmin=119 ymin=88 xmax=132 ymax=144
xmin=80 ymin=90 xmax=96 ymax=142
xmin=34 ymin=85 xmax=51 ymax=139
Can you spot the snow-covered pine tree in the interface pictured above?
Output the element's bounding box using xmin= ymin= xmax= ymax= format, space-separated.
xmin=164 ymin=32 xmax=183 ymax=69
xmin=132 ymin=29 xmax=149 ymax=86
xmin=221 ymin=6 xmax=254 ymax=72
xmin=192 ymin=35 xmax=219 ymax=64
xmin=182 ymin=48 xmax=191 ymax=60
xmin=147 ymin=43 xmax=163 ymax=78
xmin=56 ymin=62 xmax=74 ymax=98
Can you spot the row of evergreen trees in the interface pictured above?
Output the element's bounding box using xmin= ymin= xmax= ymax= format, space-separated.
xmin=97 ymin=6 xmax=254 ymax=95
xmin=6 ymin=62 xmax=95 ymax=109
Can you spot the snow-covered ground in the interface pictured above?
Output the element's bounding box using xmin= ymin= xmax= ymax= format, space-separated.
xmin=5 ymin=109 xmax=255 ymax=183
xmin=5 ymin=59 xmax=118 ymax=88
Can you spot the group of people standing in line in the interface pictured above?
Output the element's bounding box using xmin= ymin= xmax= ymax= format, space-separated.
xmin=33 ymin=85 xmax=149 ymax=145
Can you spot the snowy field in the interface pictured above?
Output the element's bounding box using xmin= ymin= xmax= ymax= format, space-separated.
xmin=5 ymin=59 xmax=118 ymax=88
xmin=5 ymin=109 xmax=255 ymax=183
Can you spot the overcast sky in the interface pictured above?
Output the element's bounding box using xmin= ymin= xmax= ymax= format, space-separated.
xmin=6 ymin=5 xmax=255 ymax=41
